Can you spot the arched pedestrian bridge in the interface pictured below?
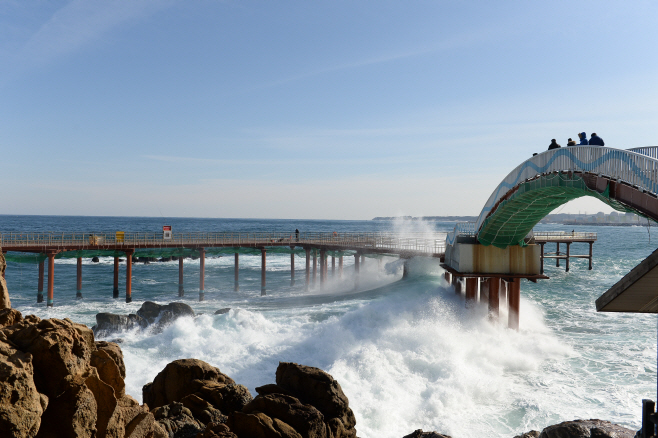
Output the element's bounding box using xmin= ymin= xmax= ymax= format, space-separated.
xmin=448 ymin=146 xmax=658 ymax=248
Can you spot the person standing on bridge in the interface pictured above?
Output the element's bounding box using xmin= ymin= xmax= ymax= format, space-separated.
xmin=295 ymin=229 xmax=299 ymax=242
xmin=567 ymin=138 xmax=577 ymax=146
xmin=589 ymin=133 xmax=605 ymax=146
xmin=578 ymin=132 xmax=588 ymax=145
xmin=548 ymin=139 xmax=561 ymax=150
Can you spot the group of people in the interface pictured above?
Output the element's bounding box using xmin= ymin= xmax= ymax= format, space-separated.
xmin=548 ymin=132 xmax=605 ymax=150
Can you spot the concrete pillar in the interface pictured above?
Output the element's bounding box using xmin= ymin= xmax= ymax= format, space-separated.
xmin=354 ymin=253 xmax=360 ymax=289
xmin=199 ymin=248 xmax=206 ymax=301
xmin=305 ymin=248 xmax=311 ymax=291
xmin=290 ymin=251 xmax=295 ymax=286
xmin=566 ymin=242 xmax=571 ymax=272
xmin=588 ymin=242 xmax=593 ymax=270
xmin=500 ymin=279 xmax=507 ymax=304
xmin=540 ymin=242 xmax=545 ymax=275
xmin=465 ymin=278 xmax=477 ymax=308
xmin=488 ymin=278 xmax=500 ymax=321
xmin=339 ymin=256 xmax=343 ymax=278
xmin=113 ymin=257 xmax=119 ymax=298
xmin=556 ymin=242 xmax=560 ymax=267
xmin=332 ymin=256 xmax=335 ymax=276
xmin=402 ymin=260 xmax=409 ymax=279
xmin=37 ymin=259 xmax=44 ymax=303
xmin=480 ymin=278 xmax=489 ymax=302
xmin=444 ymin=271 xmax=451 ymax=283
xmin=320 ymin=249 xmax=326 ymax=287
xmin=312 ymin=249 xmax=317 ymax=286
xmin=47 ymin=252 xmax=55 ymax=307
xmin=234 ymin=253 xmax=240 ymax=291
xmin=361 ymin=255 xmax=365 ymax=267
xmin=508 ymin=278 xmax=521 ymax=330
xmin=179 ymin=257 xmax=185 ymax=297
xmin=125 ymin=250 xmax=133 ymax=303
xmin=76 ymin=257 xmax=82 ymax=299
xmin=261 ymin=248 xmax=266 ymax=296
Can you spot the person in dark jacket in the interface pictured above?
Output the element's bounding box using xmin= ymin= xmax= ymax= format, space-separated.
xmin=578 ymin=132 xmax=588 ymax=145
xmin=548 ymin=139 xmax=561 ymax=150
xmin=567 ymin=138 xmax=576 ymax=146
xmin=589 ymin=133 xmax=605 ymax=146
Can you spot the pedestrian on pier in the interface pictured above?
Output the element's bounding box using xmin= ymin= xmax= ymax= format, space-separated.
xmin=567 ymin=138 xmax=576 ymax=146
xmin=589 ymin=133 xmax=605 ymax=146
xmin=578 ymin=132 xmax=588 ymax=145
xmin=548 ymin=139 xmax=561 ymax=150
xmin=295 ymin=229 xmax=299 ymax=242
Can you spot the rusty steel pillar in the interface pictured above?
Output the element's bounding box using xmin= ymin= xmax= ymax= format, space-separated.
xmin=261 ymin=248 xmax=266 ymax=296
xmin=444 ymin=271 xmax=451 ymax=283
xmin=556 ymin=242 xmax=560 ymax=267
xmin=540 ymin=242 xmax=545 ymax=275
xmin=331 ymin=256 xmax=335 ymax=276
xmin=566 ymin=242 xmax=571 ymax=272
xmin=178 ymin=257 xmax=185 ymax=297
xmin=47 ymin=252 xmax=56 ymax=307
xmin=588 ymin=242 xmax=593 ymax=270
xmin=290 ymin=251 xmax=295 ymax=286
xmin=339 ymin=256 xmax=343 ymax=278
xmin=320 ymin=249 xmax=326 ymax=287
xmin=234 ymin=253 xmax=240 ymax=291
xmin=199 ymin=248 xmax=206 ymax=301
xmin=125 ymin=250 xmax=134 ymax=303
xmin=312 ymin=249 xmax=317 ymax=287
xmin=465 ymin=278 xmax=477 ymax=308
xmin=451 ymin=275 xmax=460 ymax=294
xmin=113 ymin=257 xmax=119 ymax=298
xmin=76 ymin=257 xmax=83 ymax=299
xmin=305 ymin=248 xmax=311 ymax=291
xmin=37 ymin=259 xmax=44 ymax=303
xmin=488 ymin=278 xmax=500 ymax=321
xmin=508 ymin=278 xmax=521 ymax=330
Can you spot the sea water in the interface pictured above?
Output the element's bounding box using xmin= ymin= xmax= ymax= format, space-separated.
xmin=1 ymin=215 xmax=656 ymax=438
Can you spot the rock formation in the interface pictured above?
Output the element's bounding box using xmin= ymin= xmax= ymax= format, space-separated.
xmin=93 ymin=301 xmax=195 ymax=337
xmin=0 ymin=249 xmax=11 ymax=309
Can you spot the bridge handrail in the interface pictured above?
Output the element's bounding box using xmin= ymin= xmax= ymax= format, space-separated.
xmin=532 ymin=231 xmax=597 ymax=240
xmin=628 ymin=146 xmax=658 ymax=160
xmin=475 ymin=146 xmax=658 ymax=234
xmin=446 ymin=222 xmax=476 ymax=246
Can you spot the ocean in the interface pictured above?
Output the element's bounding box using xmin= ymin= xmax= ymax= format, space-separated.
xmin=1 ymin=215 xmax=656 ymax=438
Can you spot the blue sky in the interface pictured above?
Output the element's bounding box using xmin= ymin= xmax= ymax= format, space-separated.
xmin=2 ymin=1 xmax=658 ymax=219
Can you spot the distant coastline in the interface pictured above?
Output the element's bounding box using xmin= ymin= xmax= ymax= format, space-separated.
xmin=372 ymin=216 xmax=477 ymax=222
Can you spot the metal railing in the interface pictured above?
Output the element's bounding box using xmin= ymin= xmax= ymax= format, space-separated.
xmin=476 ymin=146 xmax=658 ymax=233
xmin=628 ymin=146 xmax=658 ymax=160
xmin=532 ymin=231 xmax=597 ymax=241
xmin=0 ymin=231 xmax=446 ymax=256
xmin=446 ymin=222 xmax=476 ymax=245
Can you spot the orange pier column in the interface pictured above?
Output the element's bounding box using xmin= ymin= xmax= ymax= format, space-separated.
xmin=113 ymin=257 xmax=120 ymax=298
xmin=199 ymin=248 xmax=206 ymax=301
xmin=234 ymin=253 xmax=240 ymax=291
xmin=47 ymin=251 xmax=56 ymax=307
xmin=508 ymin=278 xmax=521 ymax=330
xmin=76 ymin=257 xmax=83 ymax=299
xmin=261 ymin=248 xmax=266 ymax=296
xmin=465 ymin=278 xmax=477 ymax=308
xmin=125 ymin=250 xmax=134 ymax=303
xmin=37 ymin=259 xmax=44 ymax=303
xmin=178 ymin=257 xmax=185 ymax=297
xmin=305 ymin=248 xmax=311 ymax=291
xmin=488 ymin=278 xmax=500 ymax=321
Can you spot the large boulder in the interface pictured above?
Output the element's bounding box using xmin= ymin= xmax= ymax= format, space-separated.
xmin=91 ymin=342 xmax=126 ymax=398
xmin=403 ymin=431 xmax=452 ymax=438
xmin=228 ymin=411 xmax=302 ymax=438
xmin=152 ymin=401 xmax=204 ymax=438
xmin=93 ymin=313 xmax=147 ymax=337
xmin=0 ymin=308 xmax=23 ymax=328
xmin=242 ymin=393 xmax=327 ymax=438
xmin=136 ymin=301 xmax=195 ymax=327
xmin=538 ymin=419 xmax=634 ymax=438
xmin=0 ymin=251 xmax=10 ymax=309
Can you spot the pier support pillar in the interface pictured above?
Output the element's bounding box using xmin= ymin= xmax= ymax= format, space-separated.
xmin=76 ymin=257 xmax=82 ymax=299
xmin=500 ymin=279 xmax=507 ymax=304
xmin=508 ymin=278 xmax=520 ymax=331
xmin=178 ymin=257 xmax=185 ymax=297
xmin=234 ymin=253 xmax=240 ymax=291
xmin=488 ymin=278 xmax=500 ymax=321
xmin=320 ymin=250 xmax=326 ymax=287
xmin=480 ymin=278 xmax=489 ymax=302
xmin=332 ymin=256 xmax=335 ymax=276
xmin=588 ymin=242 xmax=593 ymax=270
xmin=125 ymin=250 xmax=133 ymax=303
xmin=113 ymin=257 xmax=119 ymax=298
xmin=261 ymin=248 xmax=266 ymax=296
xmin=47 ymin=251 xmax=56 ymax=307
xmin=556 ymin=242 xmax=560 ymax=267
xmin=539 ymin=243 xmax=545 ymax=275
xmin=354 ymin=253 xmax=360 ymax=289
xmin=312 ymin=249 xmax=317 ymax=287
xmin=402 ymin=260 xmax=409 ymax=279
xmin=305 ymin=248 xmax=311 ymax=291
xmin=465 ymin=278 xmax=477 ymax=308
xmin=37 ymin=260 xmax=44 ymax=303
xmin=566 ymin=242 xmax=571 ymax=272
xmin=361 ymin=255 xmax=365 ymax=268
xmin=339 ymin=256 xmax=343 ymax=278
xmin=444 ymin=271 xmax=451 ymax=283
xmin=290 ymin=251 xmax=295 ymax=286
xmin=199 ymin=248 xmax=206 ymax=301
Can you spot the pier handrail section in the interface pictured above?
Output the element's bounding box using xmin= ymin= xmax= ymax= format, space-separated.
xmin=0 ymin=231 xmax=446 ymax=257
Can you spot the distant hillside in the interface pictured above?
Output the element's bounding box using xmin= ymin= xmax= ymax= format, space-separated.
xmin=372 ymin=216 xmax=478 ymax=222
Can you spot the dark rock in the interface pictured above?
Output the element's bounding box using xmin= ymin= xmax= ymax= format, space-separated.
xmin=538 ymin=419 xmax=634 ymax=438
xmin=92 ymin=313 xmax=147 ymax=337
xmin=228 ymin=411 xmax=301 ymax=438
xmin=403 ymin=430 xmax=452 ymax=438
xmin=92 ymin=257 xmax=100 ymax=263
xmin=152 ymin=401 xmax=204 ymax=438
xmin=513 ymin=431 xmax=540 ymax=438
xmin=91 ymin=342 xmax=126 ymax=397
xmin=242 ymin=393 xmax=327 ymax=438
xmin=196 ymin=421 xmax=237 ymax=438
xmin=214 ymin=308 xmax=231 ymax=315
xmin=137 ymin=301 xmax=195 ymax=327
xmin=255 ymin=383 xmax=294 ymax=398
xmin=0 ymin=250 xmax=9 ymax=310
xmin=194 ymin=381 xmax=253 ymax=415
xmin=36 ymin=373 xmax=97 ymax=438
xmin=180 ymin=393 xmax=226 ymax=425
xmin=0 ymin=308 xmax=23 ymax=328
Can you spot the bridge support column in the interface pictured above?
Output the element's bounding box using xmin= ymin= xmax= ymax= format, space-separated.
xmin=508 ymin=278 xmax=520 ymax=330
xmin=312 ymin=249 xmax=317 ymax=287
xmin=332 ymin=256 xmax=335 ymax=276
xmin=339 ymin=256 xmax=343 ymax=278
xmin=305 ymin=248 xmax=311 ymax=291
xmin=500 ymin=279 xmax=507 ymax=304
xmin=290 ymin=251 xmax=295 ymax=286
xmin=488 ymin=278 xmax=500 ymax=321
xmin=125 ymin=250 xmax=133 ymax=303
xmin=234 ymin=253 xmax=240 ymax=291
xmin=199 ymin=248 xmax=206 ymax=301
xmin=261 ymin=248 xmax=266 ymax=296
xmin=566 ymin=242 xmax=571 ymax=272
xmin=402 ymin=259 xmax=409 ymax=279
xmin=451 ymin=275 xmax=461 ymax=295
xmin=113 ymin=257 xmax=119 ymax=298
xmin=444 ymin=271 xmax=450 ymax=283
xmin=354 ymin=253 xmax=360 ymax=289
xmin=320 ymin=250 xmax=327 ymax=287
xmin=588 ymin=242 xmax=593 ymax=270
xmin=480 ymin=278 xmax=489 ymax=302
xmin=539 ymin=243 xmax=545 ymax=275
xmin=37 ymin=260 xmax=44 ymax=303
xmin=465 ymin=278 xmax=477 ymax=308
xmin=179 ymin=257 xmax=185 ymax=297
xmin=76 ymin=257 xmax=82 ymax=299
xmin=361 ymin=255 xmax=365 ymax=268
xmin=47 ymin=251 xmax=56 ymax=307
xmin=556 ymin=242 xmax=560 ymax=267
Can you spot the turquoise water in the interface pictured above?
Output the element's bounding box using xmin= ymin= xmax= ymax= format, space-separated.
xmin=1 ymin=215 xmax=656 ymax=438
